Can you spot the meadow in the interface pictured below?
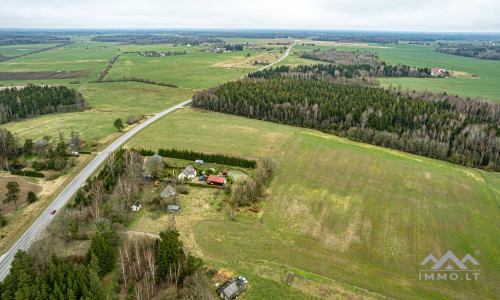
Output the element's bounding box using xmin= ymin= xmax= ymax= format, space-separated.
xmin=0 ymin=41 xmax=119 ymax=85
xmin=0 ymin=82 xmax=192 ymax=142
xmin=0 ymin=43 xmax=59 ymax=57
xmin=292 ymin=41 xmax=500 ymax=102
xmin=126 ymin=107 xmax=299 ymax=158
xmin=108 ymin=45 xmax=282 ymax=89
xmin=127 ymin=107 xmax=499 ymax=299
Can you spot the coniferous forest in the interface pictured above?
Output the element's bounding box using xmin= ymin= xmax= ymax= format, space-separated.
xmin=0 ymin=85 xmax=89 ymax=124
xmin=193 ymin=77 xmax=500 ymax=170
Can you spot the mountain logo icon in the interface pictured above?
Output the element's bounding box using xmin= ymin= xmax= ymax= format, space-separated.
xmin=420 ymin=251 xmax=479 ymax=270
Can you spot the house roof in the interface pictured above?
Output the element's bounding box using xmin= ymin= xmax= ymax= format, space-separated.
xmin=167 ymin=205 xmax=180 ymax=210
xmin=149 ymin=154 xmax=162 ymax=161
xmin=33 ymin=140 xmax=48 ymax=147
xmin=162 ymin=185 xmax=176 ymax=195
xmin=181 ymin=165 xmax=196 ymax=177
xmin=208 ymin=175 xmax=225 ymax=184
xmin=218 ymin=278 xmax=246 ymax=299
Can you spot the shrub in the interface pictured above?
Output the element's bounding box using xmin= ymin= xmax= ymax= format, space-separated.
xmin=27 ymin=191 xmax=37 ymax=204
xmin=11 ymin=169 xmax=44 ymax=178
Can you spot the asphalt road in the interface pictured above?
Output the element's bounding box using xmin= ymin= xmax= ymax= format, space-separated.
xmin=0 ymin=41 xmax=295 ymax=281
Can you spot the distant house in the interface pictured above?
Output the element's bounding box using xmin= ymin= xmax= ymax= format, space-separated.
xmin=217 ymin=277 xmax=247 ymax=300
xmin=178 ymin=165 xmax=197 ymax=180
xmin=167 ymin=205 xmax=181 ymax=213
xmin=131 ymin=201 xmax=142 ymax=211
xmin=161 ymin=185 xmax=176 ymax=198
xmin=195 ymin=160 xmax=204 ymax=165
xmin=431 ymin=67 xmax=446 ymax=77
xmin=207 ymin=175 xmax=226 ymax=186
xmin=222 ymin=170 xmax=228 ymax=176
xmin=69 ymin=138 xmax=86 ymax=148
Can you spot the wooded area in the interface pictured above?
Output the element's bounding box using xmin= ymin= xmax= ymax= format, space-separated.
xmin=0 ymin=85 xmax=89 ymax=124
xmin=193 ymin=78 xmax=500 ymax=170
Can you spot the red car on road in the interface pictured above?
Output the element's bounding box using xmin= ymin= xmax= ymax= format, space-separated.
xmin=50 ymin=210 xmax=56 ymax=215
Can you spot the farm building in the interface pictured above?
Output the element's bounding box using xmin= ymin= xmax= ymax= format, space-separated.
xmin=217 ymin=277 xmax=247 ymax=300
xmin=222 ymin=170 xmax=228 ymax=176
xmin=131 ymin=201 xmax=142 ymax=211
xmin=167 ymin=205 xmax=181 ymax=213
xmin=161 ymin=185 xmax=176 ymax=198
xmin=178 ymin=165 xmax=197 ymax=180
xmin=207 ymin=175 xmax=226 ymax=186
xmin=431 ymin=67 xmax=446 ymax=77
xmin=195 ymin=160 xmax=204 ymax=165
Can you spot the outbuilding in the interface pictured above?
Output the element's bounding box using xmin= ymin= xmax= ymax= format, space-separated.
xmin=131 ymin=201 xmax=142 ymax=211
xmin=167 ymin=205 xmax=181 ymax=213
xmin=161 ymin=185 xmax=176 ymax=198
xmin=207 ymin=175 xmax=226 ymax=186
xmin=216 ymin=277 xmax=247 ymax=299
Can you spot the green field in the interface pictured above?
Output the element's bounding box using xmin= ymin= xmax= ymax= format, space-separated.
xmin=127 ymin=107 xmax=500 ymax=299
xmin=108 ymin=46 xmax=281 ymax=89
xmin=291 ymin=41 xmax=500 ymax=102
xmin=0 ymin=43 xmax=60 ymax=57
xmin=0 ymin=82 xmax=192 ymax=142
xmin=126 ymin=107 xmax=299 ymax=158
xmin=0 ymin=41 xmax=119 ymax=85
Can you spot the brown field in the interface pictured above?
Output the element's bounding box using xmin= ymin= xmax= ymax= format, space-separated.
xmin=0 ymin=176 xmax=42 ymax=215
xmin=0 ymin=70 xmax=92 ymax=81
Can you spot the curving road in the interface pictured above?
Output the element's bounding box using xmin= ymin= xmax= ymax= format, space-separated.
xmin=0 ymin=41 xmax=295 ymax=281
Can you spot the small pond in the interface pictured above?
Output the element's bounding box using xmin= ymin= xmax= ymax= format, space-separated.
xmin=227 ymin=169 xmax=248 ymax=180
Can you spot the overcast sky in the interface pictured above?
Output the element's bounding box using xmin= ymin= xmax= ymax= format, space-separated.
xmin=1 ymin=0 xmax=499 ymax=32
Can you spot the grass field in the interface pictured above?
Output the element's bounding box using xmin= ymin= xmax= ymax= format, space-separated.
xmin=108 ymin=47 xmax=281 ymax=90
xmin=0 ymin=82 xmax=192 ymax=142
xmin=128 ymin=108 xmax=499 ymax=299
xmin=0 ymin=41 xmax=119 ymax=85
xmin=125 ymin=107 xmax=299 ymax=158
xmin=0 ymin=44 xmax=59 ymax=57
xmin=194 ymin=130 xmax=500 ymax=299
xmin=292 ymin=41 xmax=500 ymax=102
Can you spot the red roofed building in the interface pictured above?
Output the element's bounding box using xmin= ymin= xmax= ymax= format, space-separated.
xmin=207 ymin=175 xmax=226 ymax=186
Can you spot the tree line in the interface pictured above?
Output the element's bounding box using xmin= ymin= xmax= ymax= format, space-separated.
xmin=436 ymin=46 xmax=500 ymax=60
xmin=0 ymin=85 xmax=89 ymax=124
xmin=193 ymin=78 xmax=500 ymax=170
xmin=91 ymin=34 xmax=223 ymax=46
xmin=96 ymin=54 xmax=119 ymax=81
xmin=137 ymin=148 xmax=257 ymax=168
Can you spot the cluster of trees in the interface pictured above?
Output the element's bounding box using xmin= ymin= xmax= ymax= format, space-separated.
xmin=31 ymin=136 xmax=73 ymax=172
xmin=96 ymin=54 xmax=119 ymax=81
xmin=224 ymin=44 xmax=244 ymax=51
xmin=140 ymin=50 xmax=187 ymax=57
xmin=146 ymin=148 xmax=257 ymax=168
xmin=436 ymin=46 xmax=500 ymax=60
xmin=0 ymin=251 xmax=105 ymax=299
xmin=91 ymin=34 xmax=223 ymax=46
xmin=229 ymin=157 xmax=277 ymax=218
xmin=0 ymin=85 xmax=89 ymax=124
xmin=70 ymin=149 xmax=143 ymax=224
xmin=0 ymin=129 xmax=18 ymax=169
xmin=193 ymin=78 xmax=500 ymax=170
